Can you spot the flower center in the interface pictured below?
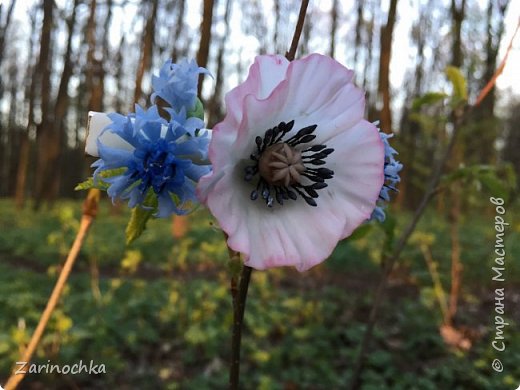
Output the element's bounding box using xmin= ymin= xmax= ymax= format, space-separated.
xmin=244 ymin=121 xmax=335 ymax=208
xmin=133 ymin=139 xmax=178 ymax=194
xmin=258 ymin=143 xmax=305 ymax=187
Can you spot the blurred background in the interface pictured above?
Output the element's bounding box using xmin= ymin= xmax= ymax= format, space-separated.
xmin=0 ymin=0 xmax=519 ymax=389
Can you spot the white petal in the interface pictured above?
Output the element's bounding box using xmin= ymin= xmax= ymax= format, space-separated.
xmin=85 ymin=111 xmax=133 ymax=156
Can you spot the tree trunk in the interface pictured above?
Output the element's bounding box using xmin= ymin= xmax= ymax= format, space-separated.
xmin=207 ymin=0 xmax=232 ymax=127
xmin=377 ymin=0 xmax=398 ymax=133
xmin=6 ymin=60 xmax=19 ymax=195
xmin=33 ymin=0 xmax=55 ymax=210
xmin=329 ymin=0 xmax=339 ymax=58
xmin=470 ymin=0 xmax=509 ymax=164
xmin=171 ymin=0 xmax=186 ymax=62
xmin=15 ymin=135 xmax=30 ymax=209
xmin=196 ymin=0 xmax=215 ymax=96
xmin=14 ymin=6 xmax=38 ymax=209
xmin=133 ymin=0 xmax=159 ymax=107
xmin=44 ymin=0 xmax=80 ymax=203
xmin=273 ymin=0 xmax=281 ymax=53
xmin=114 ymin=36 xmax=126 ymax=113
xmin=0 ymin=0 xmax=16 ymax=68
xmin=353 ymin=0 xmax=363 ymax=68
xmin=86 ymin=0 xmax=104 ymax=113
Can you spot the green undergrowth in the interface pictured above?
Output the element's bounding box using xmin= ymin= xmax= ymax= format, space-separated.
xmin=0 ymin=198 xmax=519 ymax=389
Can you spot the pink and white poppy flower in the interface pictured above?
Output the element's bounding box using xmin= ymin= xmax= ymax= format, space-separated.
xmin=198 ymin=54 xmax=385 ymax=271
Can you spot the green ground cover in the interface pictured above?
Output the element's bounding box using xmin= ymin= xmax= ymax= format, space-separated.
xmin=0 ymin=198 xmax=518 ymax=389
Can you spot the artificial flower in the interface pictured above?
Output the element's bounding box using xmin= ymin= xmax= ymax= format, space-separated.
xmin=92 ymin=105 xmax=210 ymax=217
xmin=198 ymin=54 xmax=385 ymax=271
xmin=370 ymin=130 xmax=402 ymax=222
xmin=150 ymin=58 xmax=209 ymax=114
xmin=85 ymin=59 xmax=210 ymax=217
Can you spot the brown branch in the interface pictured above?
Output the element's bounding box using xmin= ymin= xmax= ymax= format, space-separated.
xmin=285 ymin=0 xmax=309 ymax=61
xmin=475 ymin=18 xmax=519 ymax=107
xmin=229 ymin=265 xmax=252 ymax=390
xmin=4 ymin=190 xmax=99 ymax=390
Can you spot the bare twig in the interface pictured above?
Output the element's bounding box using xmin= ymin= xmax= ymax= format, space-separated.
xmin=4 ymin=189 xmax=100 ymax=390
xmin=474 ymin=18 xmax=519 ymax=107
xmin=348 ymin=106 xmax=464 ymax=390
xmin=285 ymin=0 xmax=309 ymax=61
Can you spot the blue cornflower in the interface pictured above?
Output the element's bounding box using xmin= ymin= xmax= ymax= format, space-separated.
xmin=151 ymin=58 xmax=209 ymax=114
xmin=92 ymin=105 xmax=211 ymax=217
xmin=370 ymin=130 xmax=403 ymax=222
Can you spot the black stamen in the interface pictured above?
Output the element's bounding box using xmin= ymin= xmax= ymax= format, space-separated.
xmin=302 ymin=149 xmax=334 ymax=160
xmin=292 ymin=186 xmax=317 ymax=207
xmin=286 ymin=188 xmax=297 ymax=200
xmin=288 ymin=134 xmax=316 ymax=146
xmin=285 ymin=124 xmax=317 ymax=144
xmin=263 ymin=129 xmax=274 ymax=148
xmin=273 ymin=120 xmax=295 ymax=144
xmin=304 ymin=144 xmax=327 ymax=152
xmin=308 ymin=159 xmax=326 ymax=166
xmin=302 ymin=172 xmax=325 ymax=183
xmin=245 ymin=121 xmax=334 ymax=208
xmin=275 ymin=187 xmax=284 ymax=205
xmin=299 ymin=185 xmax=319 ymax=199
xmin=255 ymin=136 xmax=263 ymax=151
xmin=311 ymin=182 xmax=328 ymax=190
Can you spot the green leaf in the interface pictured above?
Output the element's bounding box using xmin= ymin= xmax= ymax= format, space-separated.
xmin=75 ymin=168 xmax=127 ymax=191
xmin=187 ymin=98 xmax=204 ymax=121
xmin=125 ymin=191 xmax=158 ymax=245
xmin=75 ymin=178 xmax=97 ymax=191
xmin=479 ymin=173 xmax=508 ymax=200
xmin=412 ymin=92 xmax=448 ymax=110
xmin=445 ymin=66 xmax=467 ymax=101
xmin=441 ymin=164 xmax=513 ymax=201
xmin=126 ymin=207 xmax=154 ymax=245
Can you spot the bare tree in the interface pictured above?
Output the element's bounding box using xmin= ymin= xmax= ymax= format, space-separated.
xmin=33 ymin=0 xmax=55 ymax=209
xmin=171 ymin=0 xmax=186 ymax=62
xmin=207 ymin=0 xmax=233 ymax=127
xmin=134 ymin=0 xmax=159 ymax=107
xmin=15 ymin=6 xmax=38 ymax=209
xmin=0 ymin=0 xmax=17 ymax=195
xmin=377 ymin=0 xmax=398 ymax=133
xmin=329 ymin=0 xmax=339 ymax=58
xmin=197 ymin=0 xmax=216 ymax=96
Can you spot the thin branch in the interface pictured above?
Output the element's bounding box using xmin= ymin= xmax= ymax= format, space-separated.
xmin=285 ymin=0 xmax=309 ymax=61
xmin=475 ymin=18 xmax=519 ymax=107
xmin=4 ymin=189 xmax=100 ymax=390
xmin=348 ymin=106 xmax=464 ymax=390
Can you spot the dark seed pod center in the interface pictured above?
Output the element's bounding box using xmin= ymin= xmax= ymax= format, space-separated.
xmin=258 ymin=143 xmax=305 ymax=187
